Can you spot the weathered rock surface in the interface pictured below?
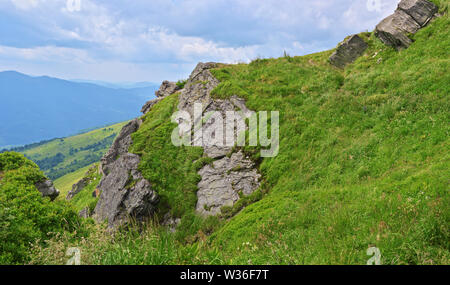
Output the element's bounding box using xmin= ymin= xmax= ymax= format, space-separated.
xmin=66 ymin=177 xmax=89 ymax=200
xmin=375 ymin=0 xmax=437 ymax=50
xmin=398 ymin=0 xmax=438 ymax=26
xmin=177 ymin=62 xmax=261 ymax=216
xmin=329 ymin=35 xmax=368 ymax=68
xmin=100 ymin=119 xmax=141 ymax=176
xmin=196 ymin=152 xmax=261 ymax=216
xmin=35 ymin=179 xmax=59 ymax=200
xmin=156 ymin=80 xmax=181 ymax=98
xmin=94 ymin=118 xmax=159 ymax=228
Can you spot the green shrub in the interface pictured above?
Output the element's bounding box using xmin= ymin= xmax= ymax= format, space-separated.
xmin=0 ymin=152 xmax=82 ymax=264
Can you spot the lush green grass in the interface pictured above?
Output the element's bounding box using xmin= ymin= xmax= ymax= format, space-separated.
xmin=17 ymin=121 xmax=127 ymax=180
xmin=206 ymin=12 xmax=449 ymax=265
xmin=30 ymin=3 xmax=449 ymax=265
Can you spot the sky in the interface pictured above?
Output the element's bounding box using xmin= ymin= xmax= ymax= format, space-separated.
xmin=0 ymin=0 xmax=400 ymax=83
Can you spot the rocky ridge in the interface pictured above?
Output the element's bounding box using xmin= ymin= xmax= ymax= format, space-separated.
xmin=93 ymin=119 xmax=159 ymax=228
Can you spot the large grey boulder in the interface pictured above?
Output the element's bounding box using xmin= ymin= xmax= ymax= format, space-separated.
xmin=100 ymin=118 xmax=141 ymax=176
xmin=35 ymin=179 xmax=59 ymax=200
xmin=94 ymin=118 xmax=159 ymax=228
xmin=329 ymin=35 xmax=368 ymax=68
xmin=375 ymin=0 xmax=437 ymax=50
xmin=94 ymin=153 xmax=159 ymax=228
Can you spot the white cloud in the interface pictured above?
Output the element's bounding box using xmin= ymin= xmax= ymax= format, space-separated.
xmin=1 ymin=0 xmax=402 ymax=82
xmin=11 ymin=0 xmax=40 ymax=10
xmin=0 ymin=45 xmax=91 ymax=63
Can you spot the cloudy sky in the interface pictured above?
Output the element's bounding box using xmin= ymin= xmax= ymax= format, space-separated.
xmin=0 ymin=0 xmax=399 ymax=83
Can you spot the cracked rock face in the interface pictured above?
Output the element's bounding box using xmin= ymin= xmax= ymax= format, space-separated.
xmin=156 ymin=80 xmax=181 ymax=98
xmin=141 ymin=98 xmax=162 ymax=115
xmin=177 ymin=62 xmax=261 ymax=216
xmin=196 ymin=151 xmax=261 ymax=216
xmin=100 ymin=119 xmax=141 ymax=176
xmin=35 ymin=179 xmax=59 ymax=201
xmin=94 ymin=118 xmax=159 ymax=228
xmin=375 ymin=0 xmax=437 ymax=50
xmin=329 ymin=35 xmax=368 ymax=68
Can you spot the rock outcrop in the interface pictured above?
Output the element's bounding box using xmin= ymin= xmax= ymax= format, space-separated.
xmin=79 ymin=207 xmax=90 ymax=218
xmin=141 ymin=81 xmax=182 ymax=114
xmin=35 ymin=179 xmax=59 ymax=200
xmin=94 ymin=62 xmax=261 ymax=226
xmin=177 ymin=62 xmax=261 ymax=216
xmin=375 ymin=0 xmax=438 ymax=50
xmin=99 ymin=119 xmax=141 ymax=176
xmin=329 ymin=35 xmax=368 ymax=68
xmin=94 ymin=118 xmax=159 ymax=228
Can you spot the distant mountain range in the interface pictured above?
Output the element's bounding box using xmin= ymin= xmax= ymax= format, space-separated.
xmin=69 ymin=79 xmax=160 ymax=90
xmin=0 ymin=71 xmax=158 ymax=148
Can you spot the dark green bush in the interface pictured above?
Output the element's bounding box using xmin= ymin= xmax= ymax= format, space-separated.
xmin=0 ymin=152 xmax=81 ymax=264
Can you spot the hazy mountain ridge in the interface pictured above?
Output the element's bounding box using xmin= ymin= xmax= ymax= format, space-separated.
xmin=0 ymin=71 xmax=156 ymax=147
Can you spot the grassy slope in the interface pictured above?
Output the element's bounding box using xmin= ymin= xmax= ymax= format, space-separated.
xmin=208 ymin=9 xmax=449 ymax=264
xmin=19 ymin=121 xmax=127 ymax=180
xmin=31 ymin=2 xmax=449 ymax=265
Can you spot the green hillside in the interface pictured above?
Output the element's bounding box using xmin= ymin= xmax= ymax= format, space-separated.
xmin=13 ymin=1 xmax=450 ymax=265
xmin=9 ymin=121 xmax=127 ymax=180
xmin=54 ymin=164 xmax=96 ymax=199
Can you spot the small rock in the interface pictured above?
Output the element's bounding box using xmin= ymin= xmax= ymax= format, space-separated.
xmin=100 ymin=118 xmax=142 ymax=176
xmin=79 ymin=207 xmax=90 ymax=218
xmin=94 ymin=118 xmax=159 ymax=229
xmin=155 ymin=80 xmax=181 ymax=98
xmin=35 ymin=179 xmax=59 ymax=201
xmin=161 ymin=213 xmax=181 ymax=233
